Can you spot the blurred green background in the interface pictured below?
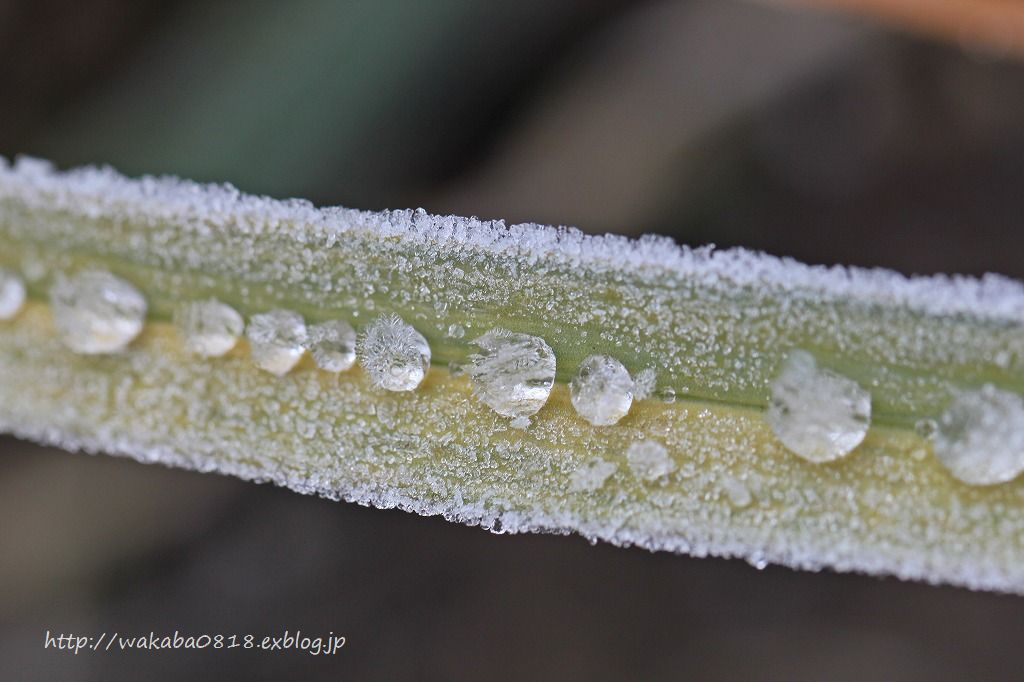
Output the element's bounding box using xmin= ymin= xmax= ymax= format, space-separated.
xmin=2 ymin=0 xmax=1024 ymax=679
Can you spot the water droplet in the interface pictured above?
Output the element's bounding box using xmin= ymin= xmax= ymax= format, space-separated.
xmin=0 ymin=268 xmax=26 ymax=320
xmin=767 ymin=350 xmax=871 ymax=462
xmin=246 ymin=309 xmax=307 ymax=376
xmin=632 ymin=367 xmax=657 ymax=401
xmin=914 ymin=418 xmax=938 ymax=441
xmin=308 ymin=319 xmax=356 ymax=372
xmin=446 ymin=323 xmax=465 ymax=339
xmin=359 ymin=313 xmax=431 ymax=391
xmin=569 ymin=458 xmax=617 ymax=492
xmin=934 ymin=385 xmax=1024 ymax=485
xmin=174 ymin=298 xmax=243 ymax=357
xmin=720 ymin=475 xmax=752 ymax=508
xmin=50 ymin=270 xmax=146 ymax=354
xmin=467 ymin=328 xmax=555 ymax=417
xmin=570 ymin=355 xmax=634 ymax=426
xmin=658 ymin=387 xmax=676 ymax=403
xmin=625 ymin=439 xmax=675 ymax=481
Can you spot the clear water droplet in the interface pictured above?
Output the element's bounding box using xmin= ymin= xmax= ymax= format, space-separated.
xmin=767 ymin=350 xmax=871 ymax=462
xmin=632 ymin=367 xmax=657 ymax=401
xmin=467 ymin=328 xmax=555 ymax=417
xmin=246 ymin=309 xmax=307 ymax=376
xmin=658 ymin=387 xmax=676 ymax=403
xmin=569 ymin=458 xmax=617 ymax=492
xmin=934 ymin=385 xmax=1024 ymax=485
xmin=0 ymin=268 xmax=26 ymax=320
xmin=50 ymin=270 xmax=146 ymax=354
xmin=625 ymin=439 xmax=675 ymax=481
xmin=914 ymin=418 xmax=938 ymax=441
xmin=720 ymin=475 xmax=752 ymax=508
xmin=570 ymin=354 xmax=634 ymax=426
xmin=359 ymin=313 xmax=430 ymax=391
xmin=307 ymin=319 xmax=356 ymax=372
xmin=174 ymin=298 xmax=243 ymax=357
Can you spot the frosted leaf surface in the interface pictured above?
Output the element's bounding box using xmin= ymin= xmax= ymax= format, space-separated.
xmin=246 ymin=309 xmax=307 ymax=376
xmin=308 ymin=320 xmax=356 ymax=372
xmin=569 ymin=458 xmax=617 ymax=492
xmin=632 ymin=368 xmax=657 ymax=401
xmin=49 ymin=270 xmax=146 ymax=354
xmin=720 ymin=475 xmax=752 ymax=508
xmin=0 ymin=267 xmax=25 ymax=319
xmin=174 ymin=298 xmax=243 ymax=357
xmin=467 ymin=328 xmax=556 ymax=417
xmin=934 ymin=386 xmax=1024 ymax=486
xmin=625 ymin=440 xmax=675 ymax=481
xmin=359 ymin=314 xmax=430 ymax=391
xmin=569 ymin=354 xmax=634 ymax=426
xmin=767 ymin=350 xmax=871 ymax=463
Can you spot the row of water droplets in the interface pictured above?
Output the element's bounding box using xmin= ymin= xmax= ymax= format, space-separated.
xmin=1 ymin=265 xmax=1022 ymax=487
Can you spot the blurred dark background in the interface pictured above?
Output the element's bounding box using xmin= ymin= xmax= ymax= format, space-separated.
xmin=2 ymin=0 xmax=1024 ymax=679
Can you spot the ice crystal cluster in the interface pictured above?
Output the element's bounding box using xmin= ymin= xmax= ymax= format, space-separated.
xmin=3 ymin=156 xmax=1024 ymax=592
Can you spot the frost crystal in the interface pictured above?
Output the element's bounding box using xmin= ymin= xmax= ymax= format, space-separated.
xmin=308 ymin=319 xmax=356 ymax=372
xmin=246 ymin=309 xmax=307 ymax=376
xmin=359 ymin=314 xmax=430 ymax=391
xmin=570 ymin=354 xmax=634 ymax=426
xmin=569 ymin=458 xmax=617 ymax=492
xmin=934 ymin=385 xmax=1024 ymax=485
xmin=766 ymin=350 xmax=871 ymax=462
xmin=174 ymin=298 xmax=243 ymax=357
xmin=0 ymin=268 xmax=26 ymax=320
xmin=632 ymin=367 xmax=657 ymax=401
xmin=720 ymin=475 xmax=752 ymax=508
xmin=625 ymin=440 xmax=675 ymax=481
xmin=467 ymin=328 xmax=555 ymax=417
xmin=50 ymin=270 xmax=146 ymax=354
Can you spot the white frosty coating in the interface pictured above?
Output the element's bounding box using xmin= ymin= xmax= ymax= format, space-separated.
xmin=246 ymin=309 xmax=307 ymax=376
xmin=720 ymin=475 xmax=752 ymax=508
xmin=767 ymin=350 xmax=871 ymax=463
xmin=632 ymin=368 xmax=657 ymax=401
xmin=174 ymin=298 xmax=243 ymax=357
xmin=569 ymin=458 xmax=618 ymax=492
xmin=359 ymin=314 xmax=430 ymax=391
xmin=0 ymin=267 xmax=25 ymax=319
xmin=2 ymin=156 xmax=1024 ymax=324
xmin=570 ymin=354 xmax=634 ymax=426
xmin=308 ymin=319 xmax=356 ymax=372
xmin=49 ymin=270 xmax=146 ymax=354
xmin=934 ymin=386 xmax=1024 ymax=486
xmin=467 ymin=328 xmax=556 ymax=418
xmin=625 ymin=440 xmax=675 ymax=481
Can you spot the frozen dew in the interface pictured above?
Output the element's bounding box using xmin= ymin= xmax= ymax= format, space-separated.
xmin=658 ymin=387 xmax=677 ymax=404
xmin=50 ymin=270 xmax=146 ymax=354
xmin=446 ymin=323 xmax=465 ymax=339
xmin=246 ymin=309 xmax=307 ymax=376
xmin=308 ymin=319 xmax=356 ymax=372
xmin=174 ymin=298 xmax=243 ymax=357
xmin=570 ymin=354 xmax=634 ymax=426
xmin=915 ymin=418 xmax=938 ymax=441
xmin=632 ymin=367 xmax=657 ymax=401
xmin=933 ymin=385 xmax=1024 ymax=486
xmin=720 ymin=475 xmax=752 ymax=508
xmin=625 ymin=439 xmax=675 ymax=481
xmin=569 ymin=458 xmax=617 ymax=492
xmin=509 ymin=416 xmax=531 ymax=430
xmin=767 ymin=350 xmax=871 ymax=463
xmin=467 ymin=328 xmax=556 ymax=417
xmin=359 ymin=313 xmax=431 ymax=391
xmin=0 ymin=268 xmax=26 ymax=319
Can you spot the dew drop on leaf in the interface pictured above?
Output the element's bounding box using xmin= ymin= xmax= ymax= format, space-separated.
xmin=359 ymin=313 xmax=430 ymax=391
xmin=246 ymin=309 xmax=307 ymax=376
xmin=467 ymin=328 xmax=555 ymax=417
xmin=174 ymin=298 xmax=243 ymax=357
xmin=570 ymin=354 xmax=634 ymax=426
xmin=308 ymin=319 xmax=356 ymax=372
xmin=766 ymin=350 xmax=871 ymax=462
xmin=933 ymin=385 xmax=1024 ymax=486
xmin=50 ymin=270 xmax=146 ymax=354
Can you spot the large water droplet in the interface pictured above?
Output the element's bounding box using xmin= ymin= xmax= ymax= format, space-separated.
xmin=0 ymin=268 xmax=26 ymax=320
xmin=766 ymin=350 xmax=871 ymax=462
xmin=625 ymin=439 xmax=675 ymax=481
xmin=50 ymin=270 xmax=146 ymax=354
xmin=308 ymin=319 xmax=356 ymax=372
xmin=467 ymin=328 xmax=555 ymax=417
xmin=569 ymin=458 xmax=617 ymax=492
xmin=246 ymin=309 xmax=307 ymax=376
xmin=933 ymin=385 xmax=1024 ymax=485
xmin=570 ymin=354 xmax=634 ymax=426
xmin=359 ymin=313 xmax=431 ymax=391
xmin=174 ymin=298 xmax=243 ymax=357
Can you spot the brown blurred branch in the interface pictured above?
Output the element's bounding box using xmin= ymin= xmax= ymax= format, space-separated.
xmin=782 ymin=0 xmax=1024 ymax=57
